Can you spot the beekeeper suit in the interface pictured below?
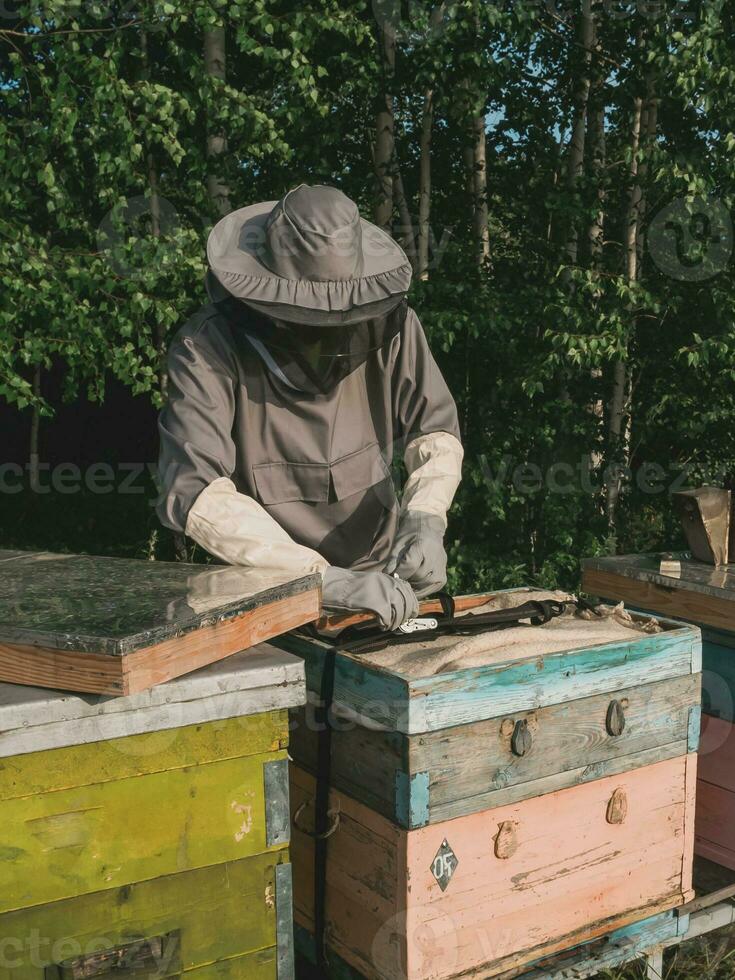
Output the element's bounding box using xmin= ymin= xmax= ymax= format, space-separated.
xmin=157 ymin=184 xmax=463 ymax=630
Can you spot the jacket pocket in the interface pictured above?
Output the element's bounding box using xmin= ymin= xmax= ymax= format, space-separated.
xmin=330 ymin=442 xmax=393 ymax=501
xmin=252 ymin=460 xmax=330 ymax=505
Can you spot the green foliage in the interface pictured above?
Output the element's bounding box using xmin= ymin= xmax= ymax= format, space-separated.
xmin=2 ymin=0 xmax=735 ymax=593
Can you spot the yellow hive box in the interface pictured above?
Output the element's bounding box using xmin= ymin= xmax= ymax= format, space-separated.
xmin=0 ymin=646 xmax=305 ymax=980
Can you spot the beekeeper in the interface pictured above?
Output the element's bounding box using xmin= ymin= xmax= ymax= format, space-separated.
xmin=157 ymin=184 xmax=463 ymax=630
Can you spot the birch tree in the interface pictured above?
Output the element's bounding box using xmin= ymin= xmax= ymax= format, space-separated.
xmin=204 ymin=23 xmax=231 ymax=217
xmin=374 ymin=22 xmax=396 ymax=231
xmin=564 ymin=0 xmax=595 ymax=272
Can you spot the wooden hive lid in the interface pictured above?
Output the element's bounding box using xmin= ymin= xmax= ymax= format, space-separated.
xmin=584 ymin=553 xmax=735 ymax=602
xmin=0 ymin=551 xmax=321 ymax=695
xmin=0 ymin=643 xmax=305 ymax=758
xmin=0 ymin=550 xmax=318 ymax=654
xmin=583 ymin=553 xmax=735 ymax=639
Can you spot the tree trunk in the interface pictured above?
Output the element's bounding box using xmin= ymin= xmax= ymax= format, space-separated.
xmin=204 ymin=25 xmax=231 ymax=217
xmin=392 ymin=171 xmax=417 ymax=270
xmin=605 ymin=357 xmax=630 ymax=531
xmin=462 ymin=104 xmax=490 ymax=269
xmin=624 ymin=97 xmax=644 ymax=285
xmin=468 ymin=112 xmax=490 ymax=268
xmin=564 ymin=0 xmax=595 ymax=270
xmin=146 ymin=151 xmax=168 ymax=400
xmin=547 ymin=132 xmax=566 ymax=246
xmin=415 ymin=3 xmax=445 ymax=279
xmin=417 ymin=87 xmax=434 ymax=279
xmin=147 ymin=154 xmax=161 ymax=240
xmin=29 ymin=364 xmax=41 ymax=494
xmin=141 ymin=30 xmax=168 ymax=399
xmin=637 ymin=80 xmax=659 ymax=258
xmin=586 ymin=98 xmax=606 ymax=472
xmin=605 ymin=93 xmax=643 ymax=535
xmin=374 ymin=24 xmax=396 ymax=232
xmin=587 ymin=103 xmax=606 ymax=263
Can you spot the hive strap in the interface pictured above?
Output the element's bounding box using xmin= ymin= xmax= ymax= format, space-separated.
xmin=333 ymin=595 xmax=581 ymax=655
xmin=312 ymin=645 xmax=336 ymax=972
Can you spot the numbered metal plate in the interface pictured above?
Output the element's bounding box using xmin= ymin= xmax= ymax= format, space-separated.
xmin=430 ymin=838 xmax=458 ymax=892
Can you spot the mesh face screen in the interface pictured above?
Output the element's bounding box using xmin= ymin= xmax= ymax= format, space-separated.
xmin=221 ymin=299 xmax=408 ymax=394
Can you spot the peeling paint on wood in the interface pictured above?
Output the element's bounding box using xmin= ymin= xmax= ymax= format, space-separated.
xmin=0 ymin=647 xmax=305 ymax=760
xmin=0 ymin=856 xmax=286 ymax=977
xmin=286 ymin=588 xmax=698 ymax=978
xmin=494 ymin=821 xmax=520 ymax=860
xmin=1 ymin=687 xmax=299 ymax=980
xmin=290 ymin=674 xmax=699 ymax=828
xmin=0 ymin=711 xmax=291 ymax=800
xmin=0 ymin=748 xmax=290 ymax=914
xmin=290 ymin=755 xmax=696 ymax=979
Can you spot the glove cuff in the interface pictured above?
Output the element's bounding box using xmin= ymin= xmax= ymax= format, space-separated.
xmin=400 ymin=509 xmax=446 ymax=539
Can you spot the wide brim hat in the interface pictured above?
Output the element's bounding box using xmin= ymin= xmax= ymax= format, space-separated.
xmin=206 ymin=184 xmax=413 ymax=326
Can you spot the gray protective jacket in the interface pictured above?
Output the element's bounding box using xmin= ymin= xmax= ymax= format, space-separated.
xmin=157 ymin=303 xmax=461 ymax=570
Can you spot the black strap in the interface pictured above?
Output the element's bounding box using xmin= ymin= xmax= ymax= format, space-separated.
xmin=313 ymin=646 xmax=336 ymax=972
xmin=335 ymin=596 xmax=577 ymax=655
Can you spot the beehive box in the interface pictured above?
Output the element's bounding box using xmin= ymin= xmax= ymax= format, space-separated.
xmin=285 ymin=589 xmax=701 ymax=827
xmin=291 ymin=761 xmax=695 ymax=980
xmin=0 ymin=645 xmax=306 ymax=980
xmin=279 ymin=589 xmax=701 ymax=979
xmin=0 ymin=550 xmax=320 ymax=694
xmin=291 ymin=667 xmax=699 ymax=830
xmin=583 ymin=553 xmax=735 ymax=871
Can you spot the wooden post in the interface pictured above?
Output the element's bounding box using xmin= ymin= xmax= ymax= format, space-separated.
xmin=645 ymin=946 xmax=664 ymax=979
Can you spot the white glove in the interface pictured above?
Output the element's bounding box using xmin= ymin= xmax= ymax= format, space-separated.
xmin=384 ymin=511 xmax=447 ymax=598
xmin=322 ymin=566 xmax=419 ymax=631
xmin=185 ymin=478 xmax=327 ymax=575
